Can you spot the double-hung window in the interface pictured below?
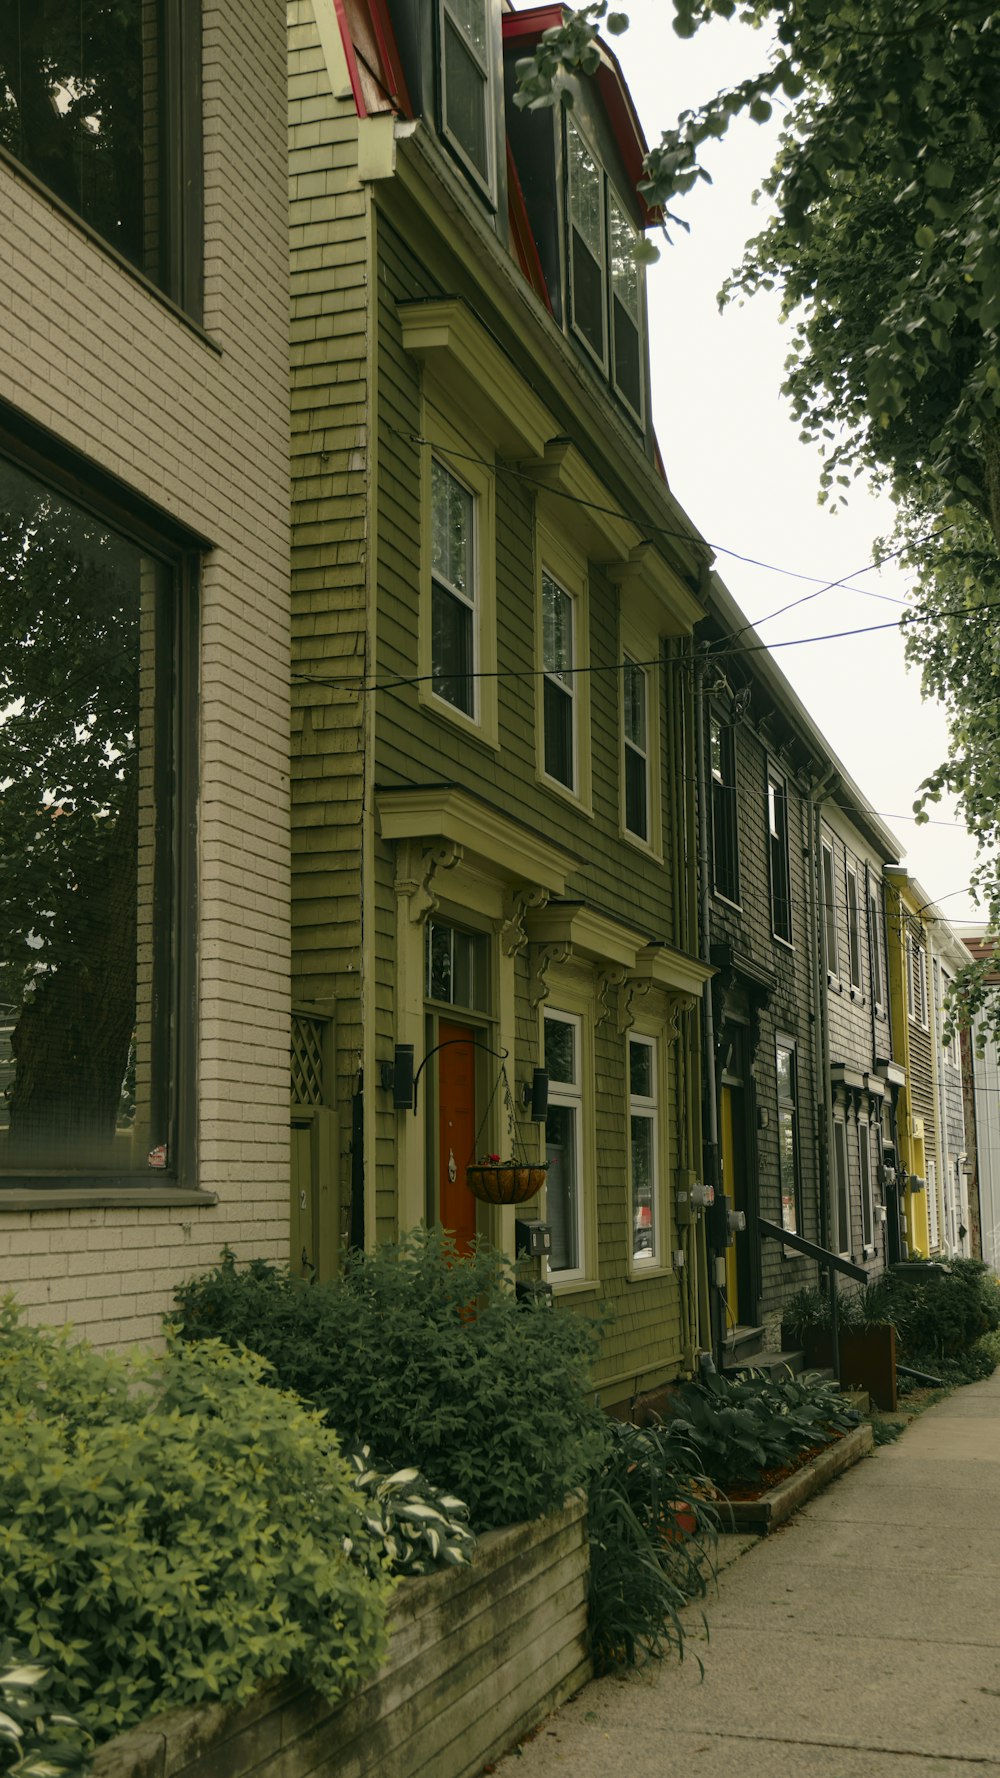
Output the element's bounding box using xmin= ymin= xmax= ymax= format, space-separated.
xmin=545 ymin=1008 xmax=585 ymax=1279
xmin=710 ymin=714 xmax=739 ymax=902
xmin=542 ymin=573 xmax=576 ymax=791
xmin=846 ymin=863 xmax=863 ymax=991
xmin=430 ymin=458 xmax=477 ymax=719
xmin=0 ymin=448 xmax=192 ymax=1184
xmin=768 ymin=772 xmax=792 ymax=943
xmin=832 ymin=1114 xmax=851 ymax=1255
xmin=869 ymin=877 xmax=886 ymax=1011
xmin=908 ymin=932 xmax=928 ymax=1028
xmin=566 ymin=116 xmax=645 ymax=422
xmin=439 ymin=0 xmax=494 ymax=197
xmin=859 ymin=1117 xmax=875 ymax=1252
xmin=776 ymin=1038 xmax=800 ymax=1236
xmin=822 ymin=840 xmax=839 ymax=980
xmin=629 ymin=1034 xmax=659 ymax=1265
xmin=0 ymin=0 xmax=202 ymax=315
xmin=622 ymin=655 xmax=650 ymax=842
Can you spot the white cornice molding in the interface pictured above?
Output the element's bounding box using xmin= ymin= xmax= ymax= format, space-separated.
xmin=399 ymin=298 xmax=554 ymax=459
xmin=376 ymin=786 xmax=574 ymax=895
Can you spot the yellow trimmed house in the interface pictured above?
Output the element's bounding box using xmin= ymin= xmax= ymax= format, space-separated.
xmin=288 ymin=0 xmax=716 ymax=1406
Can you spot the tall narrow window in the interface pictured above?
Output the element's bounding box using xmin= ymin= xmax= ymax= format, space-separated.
xmin=768 ymin=773 xmax=792 ymax=943
xmin=609 ymin=190 xmax=642 ymax=417
xmin=833 ymin=1115 xmax=851 ymax=1254
xmin=858 ymin=1117 xmax=875 ymax=1251
xmin=822 ymin=841 xmax=839 ymax=979
xmin=710 ymin=714 xmax=739 ymax=902
xmin=439 ymin=0 xmax=493 ymax=192
xmin=941 ymin=969 xmax=960 ymax=1068
xmin=545 ymin=1009 xmax=585 ymax=1278
xmin=0 ymin=0 xmax=202 ymax=314
xmin=629 ymin=1035 xmax=659 ymax=1264
xmin=430 ymin=458 xmax=476 ymax=718
xmin=869 ymin=877 xmax=885 ymax=1010
xmin=541 ymin=572 xmax=575 ymax=791
xmin=566 ymin=117 xmax=607 ymax=368
xmin=0 ymin=451 xmax=185 ymax=1180
xmin=846 ymin=864 xmax=863 ymax=990
xmin=622 ymin=656 xmax=649 ymax=842
xmin=927 ymin=1156 xmax=940 ymax=1251
xmin=908 ymin=932 xmax=928 ymax=1028
xmin=776 ymin=1039 xmax=800 ymax=1235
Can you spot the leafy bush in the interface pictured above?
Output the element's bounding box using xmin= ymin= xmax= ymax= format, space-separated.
xmin=0 ymin=1304 xmax=391 ymax=1745
xmin=171 ymin=1231 xmax=607 ymax=1531
xmin=346 ymin=1448 xmax=476 ymax=1576
xmin=783 ymin=1264 xmax=1000 ymax=1380
xmin=586 ymin=1420 xmax=717 ymax=1674
xmin=663 ymin=1370 xmax=860 ymax=1490
xmin=0 ymin=1650 xmax=91 ymax=1776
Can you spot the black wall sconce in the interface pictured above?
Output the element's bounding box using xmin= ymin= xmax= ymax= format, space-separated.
xmin=380 ymin=1044 xmax=547 ymax=1121
xmin=379 ymin=1043 xmax=414 ymax=1111
xmin=522 ymin=1068 xmax=549 ymax=1123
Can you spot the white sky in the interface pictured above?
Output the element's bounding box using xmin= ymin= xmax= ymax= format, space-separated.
xmin=603 ymin=2 xmax=982 ymax=927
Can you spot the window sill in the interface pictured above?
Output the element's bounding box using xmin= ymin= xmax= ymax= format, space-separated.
xmin=850 ymin=986 xmax=864 ymax=1002
xmin=538 ymin=769 xmax=594 ymax=819
xmin=621 ymin=825 xmax=663 ymax=862
xmin=772 ymin=931 xmax=795 ymax=953
xmin=626 ymin=1262 xmax=673 ymax=1283
xmin=550 ymin=1275 xmax=599 ymax=1297
xmin=421 ymin=689 xmax=500 ymax=752
xmin=712 ymin=889 xmax=742 ymax=912
xmin=0 ymin=1185 xmax=218 ymax=1211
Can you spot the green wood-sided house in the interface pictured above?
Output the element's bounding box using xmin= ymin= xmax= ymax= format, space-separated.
xmin=288 ymin=0 xmax=715 ymax=1407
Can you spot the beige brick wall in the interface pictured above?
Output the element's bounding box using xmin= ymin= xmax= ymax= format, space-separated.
xmin=0 ymin=0 xmax=291 ymax=1346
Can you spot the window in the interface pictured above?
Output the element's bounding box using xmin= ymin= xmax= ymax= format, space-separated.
xmin=565 ymin=115 xmax=645 ymax=422
xmin=822 ymin=840 xmax=839 ymax=979
xmin=869 ymin=877 xmax=886 ymax=1010
xmin=846 ymin=864 xmax=863 ymax=991
xmin=430 ymin=457 xmax=477 ymax=719
xmin=541 ymin=573 xmax=576 ymax=791
xmin=545 ymin=1009 xmax=585 ymax=1279
xmin=439 ymin=0 xmax=494 ymax=196
xmin=941 ymin=968 xmax=960 ymax=1068
xmin=0 ymin=450 xmax=189 ymax=1182
xmin=629 ymin=1035 xmax=659 ymax=1265
xmin=768 ymin=772 xmax=792 ymax=943
xmin=622 ymin=656 xmax=650 ymax=842
xmin=710 ymin=714 xmax=739 ymax=903
xmin=832 ymin=1115 xmax=851 ymax=1254
xmin=908 ymin=932 xmax=928 ymax=1028
xmin=0 ymin=0 xmax=202 ymax=314
xmin=425 ymin=918 xmax=489 ymax=1012
xmin=927 ymin=1156 xmax=940 ymax=1252
xmin=776 ymin=1039 xmax=800 ymax=1236
xmin=859 ymin=1117 xmax=875 ymax=1252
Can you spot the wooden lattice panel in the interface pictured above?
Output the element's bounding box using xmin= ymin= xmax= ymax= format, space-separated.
xmin=291 ymin=1015 xmax=325 ymax=1106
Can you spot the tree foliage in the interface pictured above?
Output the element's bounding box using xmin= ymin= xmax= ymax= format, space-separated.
xmin=517 ymin=0 xmax=1000 ymax=1029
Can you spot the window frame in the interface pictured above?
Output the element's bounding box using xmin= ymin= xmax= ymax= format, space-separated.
xmin=0 ymin=417 xmax=199 ymax=1200
xmin=767 ymin=768 xmax=793 ymax=945
xmin=437 ymin=0 xmax=497 ymax=204
xmin=418 ymin=402 xmax=498 ymax=748
xmin=621 ymin=652 xmax=651 ymax=847
xmin=822 ymin=838 xmax=840 ymax=983
xmin=540 ymin=571 xmax=577 ymax=795
xmin=908 ymin=931 xmax=929 ymax=1030
xmin=710 ymin=709 xmax=740 ymax=905
xmin=775 ymin=1034 xmax=801 ymax=1238
xmin=535 ymin=520 xmax=592 ymax=812
xmin=940 ymin=967 xmax=960 ymax=1069
xmin=628 ymin=1029 xmax=664 ymax=1271
xmin=0 ymin=0 xmax=203 ymax=320
xmin=544 ymin=1005 xmax=588 ymax=1285
xmin=832 ymin=1111 xmax=851 ymax=1257
xmin=868 ymin=874 xmax=886 ymax=1013
xmin=563 ymin=112 xmax=647 ymax=426
xmin=858 ymin=1114 xmax=875 ymax=1255
xmin=845 ymin=861 xmax=864 ymax=993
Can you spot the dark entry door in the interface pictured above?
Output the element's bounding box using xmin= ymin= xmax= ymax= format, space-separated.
xmin=437 ymin=1019 xmax=478 ymax=1253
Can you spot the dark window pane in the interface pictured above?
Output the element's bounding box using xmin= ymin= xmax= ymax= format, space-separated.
xmin=545 ymin=1101 xmax=579 ymax=1271
xmin=443 ymin=19 xmax=489 ymax=181
xmin=543 ymin=676 xmax=573 ymax=788
xmin=631 ymin=1112 xmax=654 ymax=1258
xmin=778 ymin=1109 xmax=798 ymax=1234
xmin=625 ymin=743 xmax=647 ymax=840
xmin=629 ymin=1037 xmax=652 ymax=1099
xmin=711 ymin=718 xmax=739 ymax=901
xmin=0 ymin=455 xmax=170 ymax=1172
xmin=769 ymin=778 xmax=792 ymax=942
xmin=427 ymin=920 xmax=452 ymax=1002
xmin=0 ymin=0 xmax=158 ymax=276
xmin=431 ymin=580 xmax=474 ymax=715
xmin=613 ymin=298 xmax=642 ymax=415
xmin=571 ymin=230 xmax=605 ymax=362
xmin=544 ymin=1015 xmax=575 ymax=1085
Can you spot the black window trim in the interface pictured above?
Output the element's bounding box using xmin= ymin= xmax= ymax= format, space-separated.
xmin=563 ymin=111 xmax=647 ymax=429
xmin=0 ymin=400 xmax=202 ymax=1201
xmin=436 ymin=0 xmax=498 ymax=208
xmin=767 ymin=764 xmax=793 ymax=947
xmin=709 ymin=706 xmax=740 ymax=907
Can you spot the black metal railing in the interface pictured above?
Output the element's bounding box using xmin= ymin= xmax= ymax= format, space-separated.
xmin=758 ymin=1217 xmax=867 ymax=1383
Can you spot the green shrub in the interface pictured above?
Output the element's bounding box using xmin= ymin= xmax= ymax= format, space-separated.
xmin=586 ymin=1420 xmax=716 ymax=1674
xmin=171 ymin=1230 xmax=607 ymax=1531
xmin=0 ymin=1304 xmax=391 ymax=1745
xmin=891 ymin=1259 xmax=1000 ymax=1367
xmin=0 ymin=1649 xmax=92 ymax=1776
xmin=663 ymin=1370 xmax=860 ymax=1490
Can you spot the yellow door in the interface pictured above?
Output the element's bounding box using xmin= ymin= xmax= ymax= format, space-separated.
xmin=290 ymin=1108 xmax=340 ymax=1279
xmin=720 ymin=1086 xmax=738 ymax=1324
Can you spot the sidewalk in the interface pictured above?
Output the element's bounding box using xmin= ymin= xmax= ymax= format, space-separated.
xmin=494 ymin=1371 xmax=1000 ymax=1776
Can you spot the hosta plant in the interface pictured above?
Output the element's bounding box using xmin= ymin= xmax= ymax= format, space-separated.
xmin=0 ymin=1651 xmax=91 ymax=1776
xmin=347 ymin=1447 xmax=477 ymax=1576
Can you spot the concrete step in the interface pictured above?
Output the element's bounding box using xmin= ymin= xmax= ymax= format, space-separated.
xmin=723 ymin=1347 xmax=807 ymax=1381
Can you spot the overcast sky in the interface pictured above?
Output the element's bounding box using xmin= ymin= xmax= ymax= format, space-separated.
xmin=596 ymin=2 xmax=982 ymax=928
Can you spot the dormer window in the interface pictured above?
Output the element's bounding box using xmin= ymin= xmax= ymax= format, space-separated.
xmin=439 ymin=0 xmax=494 ymax=199
xmin=566 ymin=116 xmax=644 ymax=422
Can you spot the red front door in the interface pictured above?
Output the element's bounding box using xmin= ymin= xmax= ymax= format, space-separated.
xmin=438 ymin=1020 xmax=478 ymax=1253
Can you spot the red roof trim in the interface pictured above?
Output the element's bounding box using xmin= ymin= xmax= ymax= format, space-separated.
xmin=506 ymin=141 xmax=553 ymax=313
xmin=331 ymin=0 xmax=368 ymax=118
xmin=501 ymin=6 xmax=659 ymax=226
xmin=367 ymin=0 xmax=414 ymax=117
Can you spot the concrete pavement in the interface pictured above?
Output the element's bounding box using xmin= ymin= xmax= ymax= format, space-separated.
xmin=495 ymin=1370 xmax=1000 ymax=1776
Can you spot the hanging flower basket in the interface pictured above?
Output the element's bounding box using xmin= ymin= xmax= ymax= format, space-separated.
xmin=465 ymin=1157 xmax=549 ymax=1206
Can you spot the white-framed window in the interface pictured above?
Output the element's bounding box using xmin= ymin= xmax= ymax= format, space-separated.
xmin=430 ymin=456 xmax=477 ymax=719
xmin=941 ymin=968 xmax=960 ymax=1068
xmin=710 ymin=711 xmax=740 ymax=904
xmin=628 ymin=1033 xmax=659 ymax=1266
xmin=768 ymin=771 xmax=792 ymax=944
xmin=541 ymin=571 xmax=576 ymax=792
xmin=858 ymin=1116 xmax=875 ymax=1252
xmin=846 ymin=862 xmax=863 ymax=992
xmin=822 ymin=840 xmax=840 ymax=981
xmin=622 ymin=654 xmax=650 ymax=843
xmin=545 ymin=1008 xmax=586 ymax=1280
xmin=908 ymin=931 xmax=928 ymax=1029
xmin=776 ymin=1037 xmax=800 ymax=1236
xmin=565 ymin=114 xmax=646 ymax=423
xmin=419 ymin=404 xmax=497 ymax=746
xmin=869 ymin=876 xmax=886 ymax=1011
xmin=927 ymin=1155 xmax=940 ymax=1251
xmin=608 ymin=188 xmax=643 ymax=416
xmin=438 ymin=0 xmax=494 ymax=198
xmin=833 ymin=1113 xmax=851 ymax=1255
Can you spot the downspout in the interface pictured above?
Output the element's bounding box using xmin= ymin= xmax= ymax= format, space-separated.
xmin=694 ymin=651 xmax=721 ymax=1366
xmin=809 ymin=772 xmax=836 ymax=1258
